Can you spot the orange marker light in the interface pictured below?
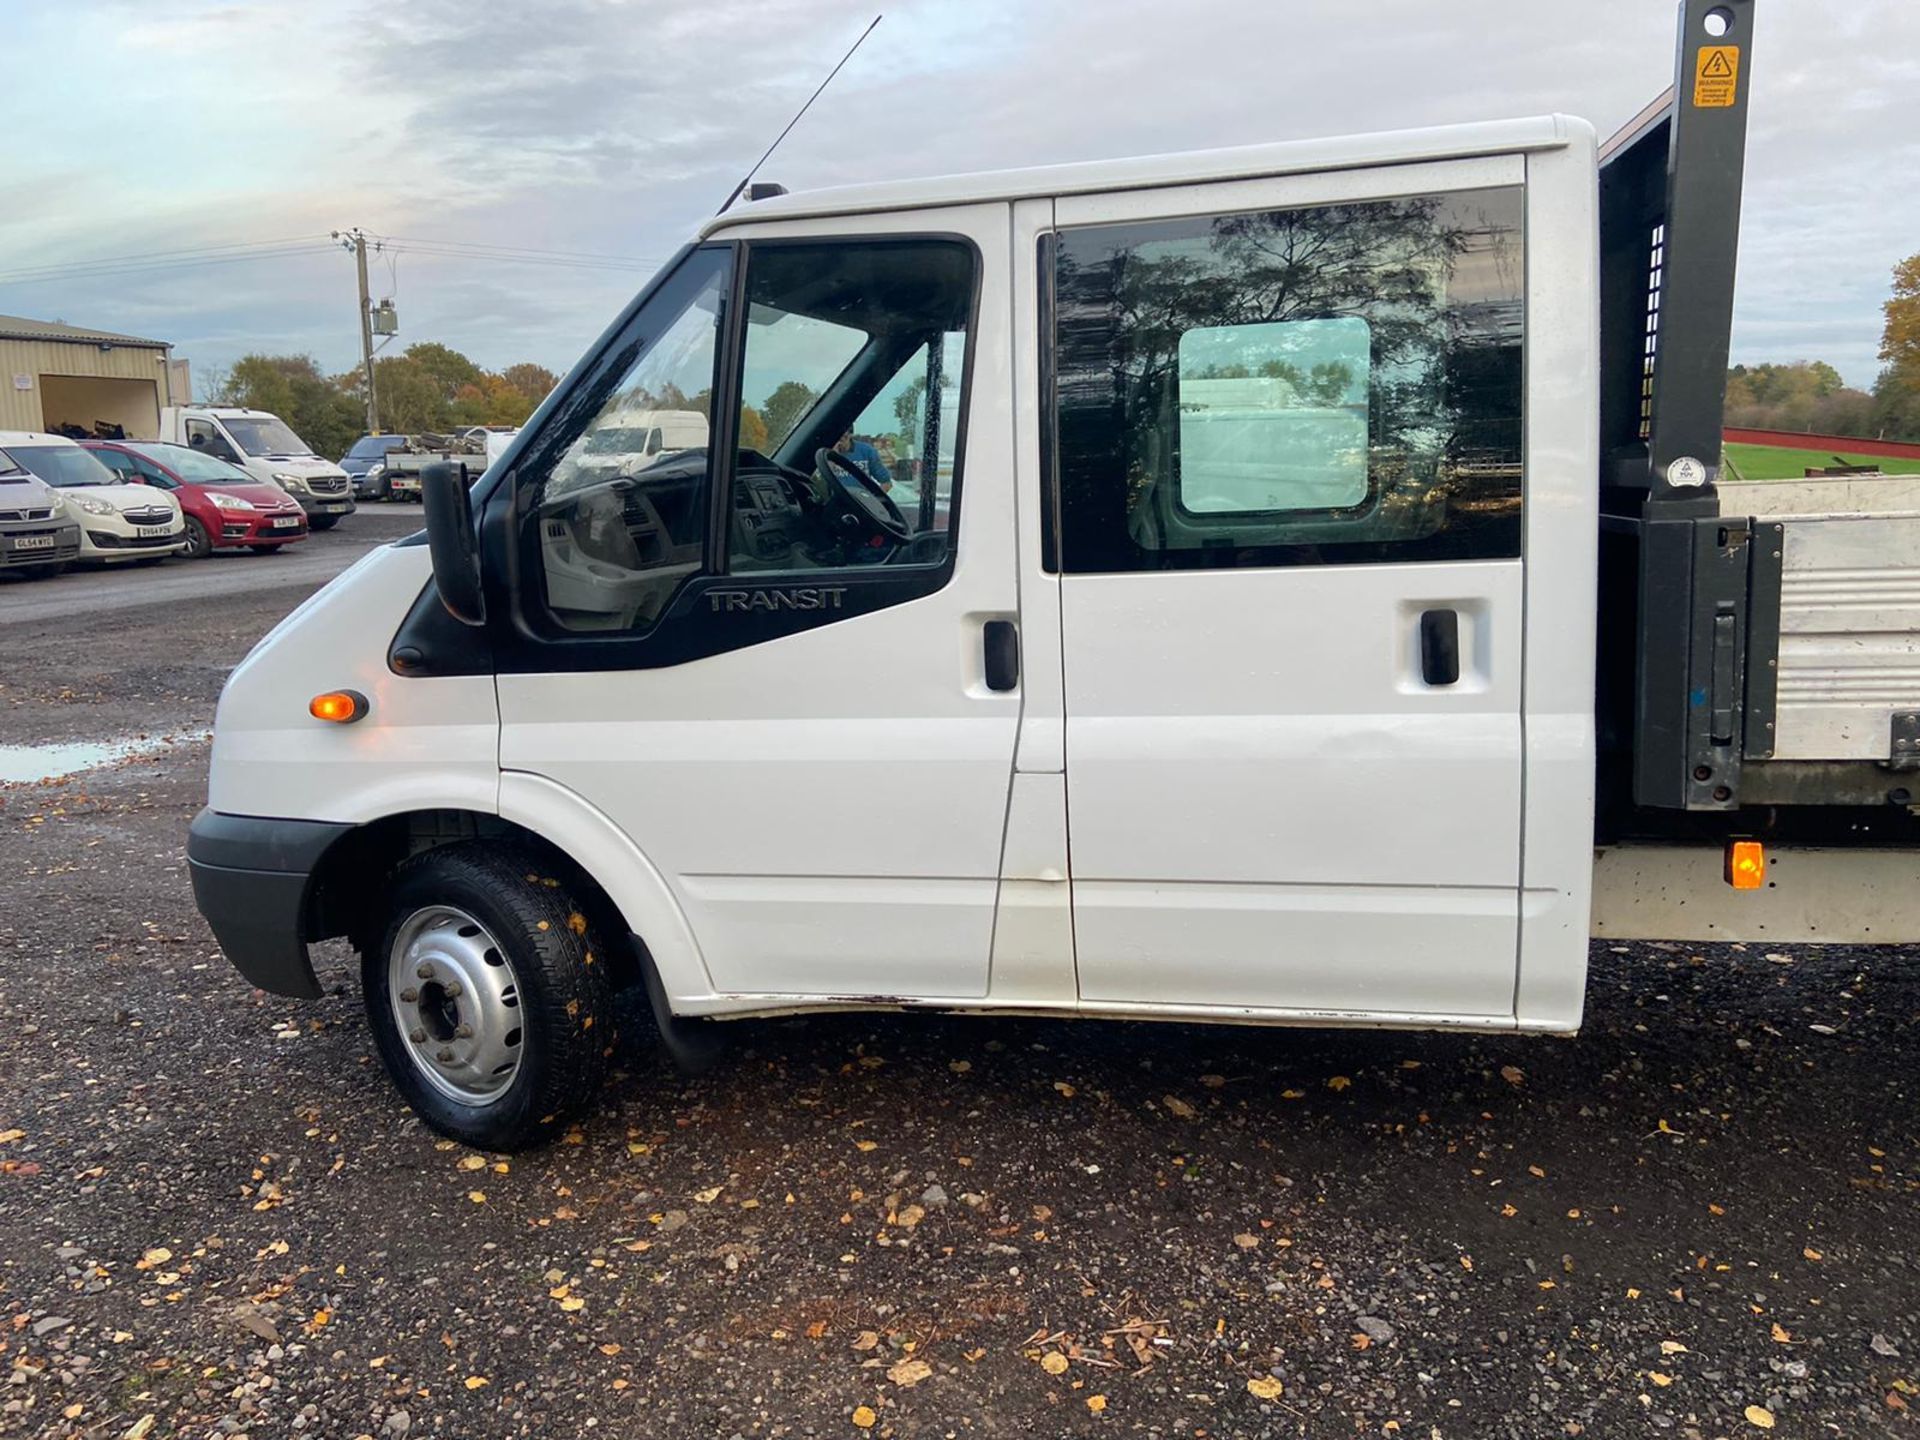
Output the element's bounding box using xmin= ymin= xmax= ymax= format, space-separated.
xmin=309 ymin=690 xmax=369 ymax=724
xmin=1726 ymin=840 xmax=1766 ymax=890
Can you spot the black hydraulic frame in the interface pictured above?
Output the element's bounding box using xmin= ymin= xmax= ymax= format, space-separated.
xmin=1597 ymin=0 xmax=1758 ymax=813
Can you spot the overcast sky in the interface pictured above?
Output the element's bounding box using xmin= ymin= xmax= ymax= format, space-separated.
xmin=2 ymin=0 xmax=1914 ymax=393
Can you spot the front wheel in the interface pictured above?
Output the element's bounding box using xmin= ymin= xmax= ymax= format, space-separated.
xmin=182 ymin=517 xmax=213 ymax=560
xmin=363 ymin=844 xmax=615 ymax=1149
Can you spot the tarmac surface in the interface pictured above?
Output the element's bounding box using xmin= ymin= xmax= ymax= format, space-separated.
xmin=1 ymin=507 xmax=1915 ymax=1438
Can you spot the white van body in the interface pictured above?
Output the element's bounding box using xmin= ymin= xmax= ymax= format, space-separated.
xmin=157 ymin=406 xmax=355 ymax=526
xmin=0 ymin=432 xmax=185 ymax=563
xmin=193 ymin=115 xmax=1599 ymax=1037
xmin=197 ymin=71 xmax=1908 ymax=1148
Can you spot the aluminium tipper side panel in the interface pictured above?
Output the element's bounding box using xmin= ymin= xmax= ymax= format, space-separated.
xmin=1772 ymin=513 xmax=1920 ymax=761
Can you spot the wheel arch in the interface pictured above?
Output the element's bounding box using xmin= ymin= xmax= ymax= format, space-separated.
xmin=302 ymin=778 xmax=713 ymax=1005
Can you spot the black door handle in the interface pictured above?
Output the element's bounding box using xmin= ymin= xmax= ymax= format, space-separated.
xmin=983 ymin=620 xmax=1019 ymax=692
xmin=1419 ymin=609 xmax=1460 ymax=686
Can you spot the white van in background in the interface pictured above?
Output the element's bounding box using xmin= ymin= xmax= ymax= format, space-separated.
xmin=552 ymin=407 xmax=709 ymax=493
xmin=0 ymin=432 xmax=186 ymax=564
xmin=156 ymin=407 xmax=356 ymax=529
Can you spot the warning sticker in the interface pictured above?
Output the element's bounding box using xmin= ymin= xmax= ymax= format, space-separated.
xmin=1693 ymin=45 xmax=1739 ymax=108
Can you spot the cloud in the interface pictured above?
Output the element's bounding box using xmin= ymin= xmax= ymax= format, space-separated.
xmin=0 ymin=0 xmax=1912 ymax=393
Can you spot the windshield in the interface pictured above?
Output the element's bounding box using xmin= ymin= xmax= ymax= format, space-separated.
xmin=0 ymin=446 xmax=24 ymax=478
xmin=222 ymin=415 xmax=312 ymax=456
xmin=128 ymin=442 xmax=255 ymax=485
xmin=9 ymin=444 xmax=119 ymax=487
xmin=347 ymin=435 xmax=407 ymax=459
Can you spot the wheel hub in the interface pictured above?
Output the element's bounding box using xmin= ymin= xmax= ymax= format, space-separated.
xmin=387 ymin=906 xmax=523 ymax=1107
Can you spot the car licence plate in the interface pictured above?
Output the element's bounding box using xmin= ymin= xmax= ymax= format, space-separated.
xmin=270 ymin=516 xmax=301 ymax=529
xmin=320 ymin=503 xmax=348 ymax=514
xmin=136 ymin=525 xmax=173 ymax=538
xmin=12 ymin=534 xmax=54 ymax=551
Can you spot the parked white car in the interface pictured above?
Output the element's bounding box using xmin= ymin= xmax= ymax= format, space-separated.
xmin=0 ymin=432 xmax=187 ymax=564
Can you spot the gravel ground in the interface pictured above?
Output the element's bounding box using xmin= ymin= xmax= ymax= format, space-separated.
xmin=1 ymin=526 xmax=1916 ymax=1439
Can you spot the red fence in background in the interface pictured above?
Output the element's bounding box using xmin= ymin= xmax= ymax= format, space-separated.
xmin=1725 ymin=427 xmax=1920 ymax=461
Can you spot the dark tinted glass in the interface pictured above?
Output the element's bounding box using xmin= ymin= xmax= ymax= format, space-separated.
xmin=1050 ymin=187 xmax=1525 ymax=572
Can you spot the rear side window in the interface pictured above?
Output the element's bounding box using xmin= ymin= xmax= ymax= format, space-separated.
xmin=1049 ymin=187 xmax=1525 ymax=572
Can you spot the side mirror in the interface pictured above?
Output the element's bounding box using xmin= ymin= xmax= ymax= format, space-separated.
xmin=423 ymin=461 xmax=485 ymax=626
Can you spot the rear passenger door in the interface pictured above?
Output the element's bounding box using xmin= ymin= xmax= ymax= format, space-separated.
xmin=1048 ymin=159 xmax=1534 ymax=1019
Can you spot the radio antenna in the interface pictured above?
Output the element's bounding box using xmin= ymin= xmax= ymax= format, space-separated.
xmin=715 ymin=14 xmax=882 ymax=214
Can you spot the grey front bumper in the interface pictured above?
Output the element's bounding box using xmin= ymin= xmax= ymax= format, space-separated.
xmin=187 ymin=808 xmax=353 ymax=998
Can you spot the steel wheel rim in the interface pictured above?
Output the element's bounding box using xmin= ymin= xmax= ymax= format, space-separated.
xmin=386 ymin=905 xmax=525 ymax=1107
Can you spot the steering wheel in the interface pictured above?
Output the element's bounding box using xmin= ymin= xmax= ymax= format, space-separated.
xmin=815 ymin=447 xmax=913 ymax=545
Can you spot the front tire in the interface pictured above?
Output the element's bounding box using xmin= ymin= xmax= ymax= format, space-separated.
xmin=363 ymin=844 xmax=614 ymax=1149
xmin=183 ymin=517 xmax=213 ymax=559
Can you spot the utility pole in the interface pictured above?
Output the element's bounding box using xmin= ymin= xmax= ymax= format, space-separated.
xmin=334 ymin=228 xmax=380 ymax=434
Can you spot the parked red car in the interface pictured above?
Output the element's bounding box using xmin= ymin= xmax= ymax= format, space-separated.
xmin=83 ymin=440 xmax=309 ymax=557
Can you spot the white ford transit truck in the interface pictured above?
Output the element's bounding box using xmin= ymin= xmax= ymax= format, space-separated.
xmin=189 ymin=0 xmax=1920 ymax=1149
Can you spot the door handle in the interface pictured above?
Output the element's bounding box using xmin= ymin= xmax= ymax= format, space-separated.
xmin=983 ymin=619 xmax=1019 ymax=692
xmin=1419 ymin=609 xmax=1460 ymax=687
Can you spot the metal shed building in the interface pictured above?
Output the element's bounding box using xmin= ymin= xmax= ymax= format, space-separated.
xmin=0 ymin=315 xmax=189 ymax=438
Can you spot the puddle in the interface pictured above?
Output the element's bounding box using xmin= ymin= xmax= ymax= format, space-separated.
xmin=0 ymin=733 xmax=207 ymax=785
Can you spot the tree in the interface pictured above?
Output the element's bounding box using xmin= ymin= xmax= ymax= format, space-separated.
xmin=214 ymin=353 xmax=362 ymax=460
xmin=738 ymin=405 xmax=769 ymax=452
xmin=403 ymin=341 xmax=484 ymax=403
xmin=760 ymin=380 xmax=817 ymax=445
xmin=1723 ymin=361 xmax=1866 ymax=434
xmin=449 ymin=373 xmax=547 ymax=428
xmin=1880 ymin=253 xmax=1920 ymax=373
xmin=1875 ymin=253 xmax=1920 ymax=442
xmin=1872 ymin=365 xmax=1920 ymax=441
xmin=365 ymin=355 xmax=451 ymax=433
xmin=501 ymin=363 xmax=559 ymax=406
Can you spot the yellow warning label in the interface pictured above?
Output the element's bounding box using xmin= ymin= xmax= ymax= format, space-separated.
xmin=1693 ymin=45 xmax=1739 ymax=108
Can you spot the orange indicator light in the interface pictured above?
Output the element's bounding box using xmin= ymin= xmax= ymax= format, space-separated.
xmin=1726 ymin=840 xmax=1766 ymax=890
xmin=309 ymin=690 xmax=369 ymax=723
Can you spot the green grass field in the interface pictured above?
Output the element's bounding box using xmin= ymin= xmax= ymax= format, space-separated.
xmin=1723 ymin=441 xmax=1920 ymax=481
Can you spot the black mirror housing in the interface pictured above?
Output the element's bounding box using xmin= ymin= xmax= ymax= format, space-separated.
xmin=423 ymin=461 xmax=485 ymax=626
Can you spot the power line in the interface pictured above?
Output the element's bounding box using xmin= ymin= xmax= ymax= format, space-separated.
xmin=388 ymin=244 xmax=660 ymax=274
xmin=0 ymin=234 xmax=324 ymax=278
xmin=0 ymin=233 xmax=664 ymax=287
xmin=382 ymin=235 xmax=662 ymax=266
xmin=0 ymin=243 xmax=339 ymax=286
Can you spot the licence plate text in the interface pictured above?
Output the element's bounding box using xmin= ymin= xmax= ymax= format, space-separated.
xmin=12 ymin=535 xmax=54 ymax=551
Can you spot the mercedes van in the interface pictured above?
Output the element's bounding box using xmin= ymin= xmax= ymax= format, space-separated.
xmin=157 ymin=407 xmax=355 ymax=528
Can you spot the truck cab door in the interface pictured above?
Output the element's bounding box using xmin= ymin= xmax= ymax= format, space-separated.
xmin=1044 ymin=138 xmax=1598 ymax=1024
xmin=491 ymin=205 xmax=1022 ymax=1003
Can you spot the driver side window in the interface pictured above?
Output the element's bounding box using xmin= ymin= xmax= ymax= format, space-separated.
xmin=728 ymin=239 xmax=974 ymax=575
xmin=530 ymin=250 xmax=728 ymax=634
